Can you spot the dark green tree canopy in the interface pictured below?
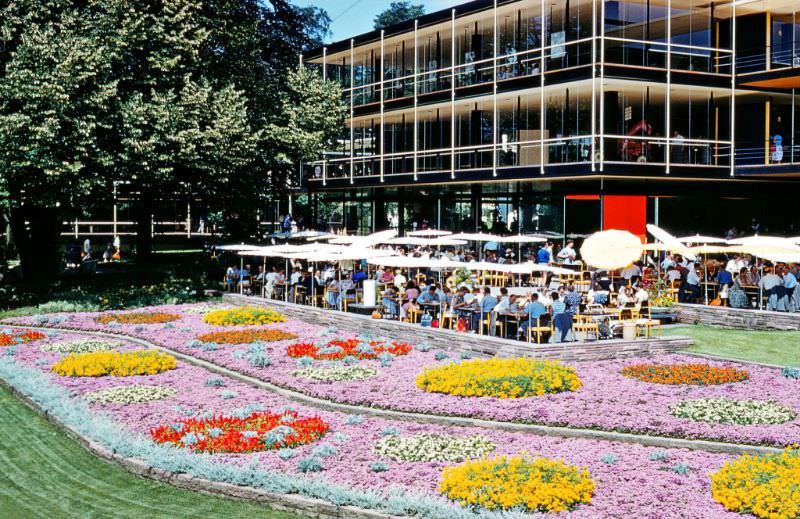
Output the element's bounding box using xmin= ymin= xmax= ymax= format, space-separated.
xmin=374 ymin=1 xmax=425 ymax=30
xmin=0 ymin=0 xmax=344 ymax=274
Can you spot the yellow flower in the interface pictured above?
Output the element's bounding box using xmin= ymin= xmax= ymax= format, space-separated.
xmin=52 ymin=351 xmax=177 ymax=377
xmin=203 ymin=306 xmax=286 ymax=326
xmin=710 ymin=448 xmax=800 ymax=519
xmin=440 ymin=455 xmax=595 ymax=512
xmin=416 ymin=358 xmax=582 ymax=398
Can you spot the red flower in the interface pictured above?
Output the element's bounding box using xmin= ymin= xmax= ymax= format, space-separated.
xmin=286 ymin=338 xmax=413 ymax=360
xmin=150 ymin=411 xmax=329 ymax=453
xmin=0 ymin=330 xmax=46 ymax=347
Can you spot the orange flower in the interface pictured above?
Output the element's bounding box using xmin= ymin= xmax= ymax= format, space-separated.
xmin=95 ymin=312 xmax=181 ymax=325
xmin=197 ymin=329 xmax=297 ymax=344
xmin=621 ymin=363 xmax=750 ymax=385
xmin=0 ymin=330 xmax=46 ymax=347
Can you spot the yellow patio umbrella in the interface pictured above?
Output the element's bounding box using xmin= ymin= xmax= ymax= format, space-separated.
xmin=579 ymin=229 xmax=643 ymax=270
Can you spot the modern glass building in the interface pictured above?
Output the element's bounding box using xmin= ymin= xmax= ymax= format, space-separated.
xmin=300 ymin=0 xmax=800 ymax=238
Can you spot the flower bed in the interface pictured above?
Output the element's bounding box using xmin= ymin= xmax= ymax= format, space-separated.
xmin=0 ymin=329 xmax=46 ymax=347
xmin=85 ymin=384 xmax=177 ymax=404
xmin=287 ymin=338 xmax=413 ymax=360
xmin=95 ymin=312 xmax=181 ymax=325
xmin=0 ymin=328 xmax=749 ymax=518
xmin=40 ymin=339 xmax=123 ymax=353
xmin=711 ymin=449 xmax=800 ymax=519
xmin=292 ymin=365 xmax=377 ymax=382
xmin=7 ymin=304 xmax=800 ymax=448
xmin=622 ymin=363 xmax=750 ymax=385
xmin=203 ymin=306 xmax=286 ymax=326
xmin=52 ymin=351 xmax=177 ymax=377
xmin=439 ymin=455 xmax=595 ymax=512
xmin=375 ymin=433 xmax=495 ymax=462
xmin=197 ymin=329 xmax=297 ymax=345
xmin=416 ymin=358 xmax=582 ymax=398
xmin=670 ymin=398 xmax=796 ymax=425
xmin=150 ymin=410 xmax=329 ymax=453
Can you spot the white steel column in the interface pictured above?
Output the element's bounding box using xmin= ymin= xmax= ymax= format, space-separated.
xmin=322 ymin=47 xmax=327 ymax=80
xmin=590 ymin=0 xmax=597 ymax=173
xmin=731 ymin=2 xmax=737 ymax=175
xmin=112 ymin=182 xmax=118 ymax=239
xmin=450 ymin=9 xmax=456 ymax=180
xmin=492 ymin=0 xmax=499 ymax=177
xmin=599 ymin=0 xmax=606 ymax=172
xmin=665 ymin=0 xmax=672 ymax=175
xmin=414 ymin=21 xmax=419 ymax=181
xmin=380 ymin=30 xmax=386 ymax=183
xmin=350 ymin=40 xmax=355 ymax=184
xmin=539 ymin=0 xmax=546 ymax=175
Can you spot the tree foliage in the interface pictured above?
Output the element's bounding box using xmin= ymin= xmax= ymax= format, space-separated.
xmin=0 ymin=0 xmax=343 ymax=272
xmin=374 ymin=1 xmax=425 ymax=30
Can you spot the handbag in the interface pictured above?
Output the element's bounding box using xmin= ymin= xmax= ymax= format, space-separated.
xmin=456 ymin=317 xmax=468 ymax=332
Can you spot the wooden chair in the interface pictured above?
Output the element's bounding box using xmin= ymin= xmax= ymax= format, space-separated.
xmin=527 ymin=317 xmax=554 ymax=344
xmin=479 ymin=313 xmax=503 ymax=337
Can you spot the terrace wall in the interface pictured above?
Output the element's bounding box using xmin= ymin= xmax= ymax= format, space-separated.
xmin=677 ymin=304 xmax=800 ymax=331
xmin=224 ymin=295 xmax=692 ymax=362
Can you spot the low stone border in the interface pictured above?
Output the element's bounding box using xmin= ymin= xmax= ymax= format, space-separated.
xmin=0 ymin=378 xmax=397 ymax=519
xmin=10 ymin=325 xmax=780 ymax=456
xmin=677 ymin=303 xmax=800 ymax=331
xmin=225 ymin=294 xmax=694 ymax=362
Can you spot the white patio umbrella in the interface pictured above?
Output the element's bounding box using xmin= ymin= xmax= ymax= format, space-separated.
xmin=647 ymin=224 xmax=696 ymax=261
xmin=215 ymin=243 xmax=262 ymax=252
xmin=580 ymin=230 xmax=643 ymax=270
xmin=678 ymin=234 xmax=726 ymax=244
xmin=385 ymin=237 xmax=433 ymax=246
xmin=428 ymin=237 xmax=468 ymax=247
xmin=329 ymin=229 xmax=398 ymax=246
xmin=407 ymin=229 xmax=453 ymax=237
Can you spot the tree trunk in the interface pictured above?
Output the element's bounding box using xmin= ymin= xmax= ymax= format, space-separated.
xmin=135 ymin=187 xmax=154 ymax=263
xmin=9 ymin=207 xmax=62 ymax=284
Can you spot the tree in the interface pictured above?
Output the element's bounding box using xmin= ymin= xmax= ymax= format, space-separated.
xmin=0 ymin=0 xmax=341 ymax=277
xmin=373 ymin=1 xmax=425 ymax=30
xmin=0 ymin=1 xmax=117 ymax=281
xmin=265 ymin=67 xmax=346 ymax=197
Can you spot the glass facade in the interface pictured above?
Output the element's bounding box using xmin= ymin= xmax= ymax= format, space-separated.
xmin=303 ymin=0 xmax=799 ymax=186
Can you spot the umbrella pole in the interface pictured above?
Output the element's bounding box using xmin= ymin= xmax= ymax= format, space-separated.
xmin=758 ymin=256 xmax=763 ymax=311
xmin=312 ymin=261 xmax=316 ymax=307
xmin=284 ymin=259 xmax=289 ymax=303
xmin=240 ymin=255 xmax=244 ymax=295
xmin=704 ymin=260 xmax=708 ymax=305
xmin=262 ymin=256 xmax=266 ymax=299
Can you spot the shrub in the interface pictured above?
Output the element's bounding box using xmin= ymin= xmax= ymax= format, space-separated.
xmin=434 ymin=351 xmax=448 ymax=361
xmin=648 ymin=451 xmax=670 ymax=462
xmin=439 ymin=456 xmax=595 ymax=512
xmin=203 ymin=306 xmax=286 ymax=326
xmin=51 ymin=351 xmax=177 ymax=377
xmin=297 ymin=457 xmax=324 ymax=473
xmin=369 ymin=461 xmax=388 ymax=472
xmin=95 ymin=312 xmax=181 ymax=325
xmin=151 ymin=411 xmax=329 ymax=453
xmin=621 ymin=363 xmax=750 ymax=385
xmin=781 ymin=366 xmax=800 ymax=380
xmin=344 ymin=415 xmax=364 ymax=425
xmin=600 ymin=453 xmax=618 ymax=465
xmin=205 ymin=377 xmax=226 ymax=387
xmin=196 ymin=329 xmax=297 ymax=345
xmin=416 ymin=358 xmax=582 ymax=398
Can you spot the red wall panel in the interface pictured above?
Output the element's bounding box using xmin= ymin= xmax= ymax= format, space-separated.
xmin=603 ymin=195 xmax=647 ymax=241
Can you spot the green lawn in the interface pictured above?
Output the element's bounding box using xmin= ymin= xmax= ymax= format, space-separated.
xmin=664 ymin=325 xmax=800 ymax=366
xmin=0 ymin=385 xmax=301 ymax=519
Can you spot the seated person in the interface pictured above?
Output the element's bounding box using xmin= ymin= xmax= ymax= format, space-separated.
xmin=587 ymin=283 xmax=609 ymax=305
xmin=727 ymin=279 xmax=749 ymax=309
xmin=352 ymin=267 xmax=367 ymax=286
xmin=472 ymin=287 xmax=498 ymax=332
xmin=382 ymin=285 xmax=399 ymax=317
xmin=519 ymin=293 xmax=549 ymax=338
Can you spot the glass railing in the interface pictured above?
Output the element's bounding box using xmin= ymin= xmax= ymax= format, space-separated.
xmin=303 ymin=137 xmax=734 ymax=182
xmin=736 ymin=142 xmax=800 ymax=166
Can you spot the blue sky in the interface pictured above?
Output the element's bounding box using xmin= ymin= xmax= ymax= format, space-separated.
xmin=294 ymin=0 xmax=463 ymax=42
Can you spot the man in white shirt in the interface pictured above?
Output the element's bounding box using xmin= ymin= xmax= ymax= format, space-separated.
xmin=556 ymin=240 xmax=577 ymax=265
xmin=620 ymin=263 xmax=642 ymax=284
xmin=393 ymin=270 xmax=407 ymax=289
xmin=726 ymin=255 xmax=743 ymax=275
